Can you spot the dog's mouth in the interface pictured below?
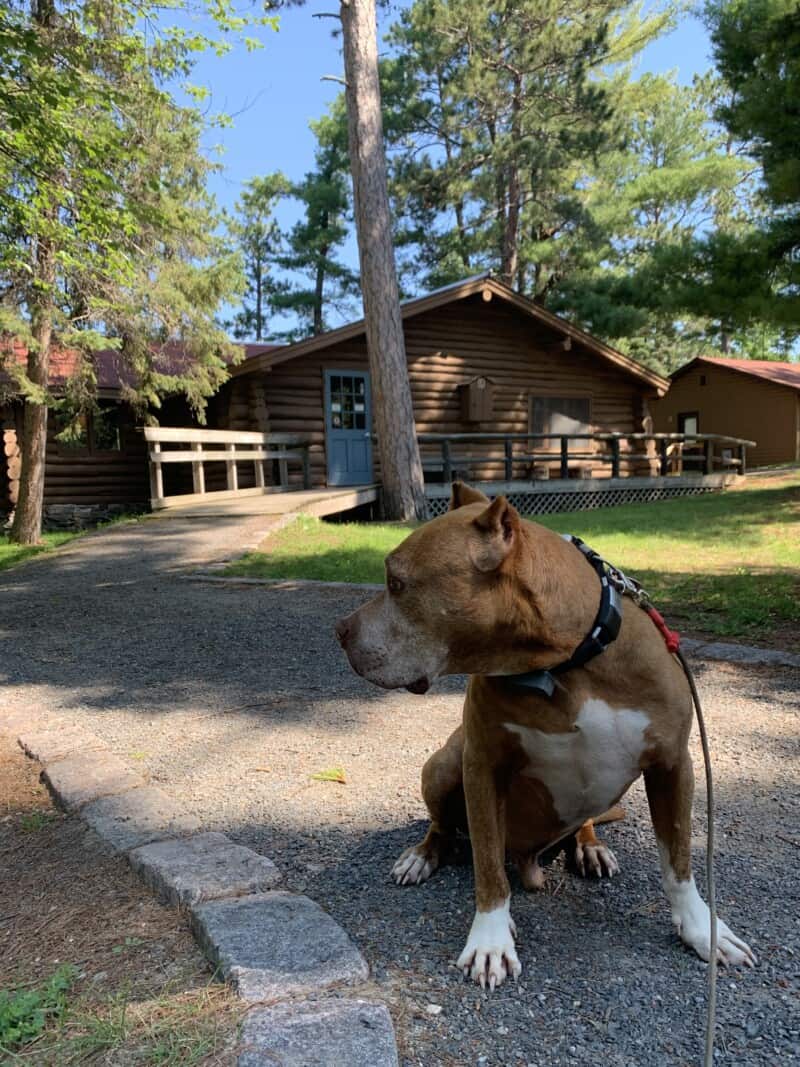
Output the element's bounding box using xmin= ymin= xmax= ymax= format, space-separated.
xmin=405 ymin=676 xmax=430 ymax=695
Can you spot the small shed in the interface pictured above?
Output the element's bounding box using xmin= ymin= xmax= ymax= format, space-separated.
xmin=653 ymin=357 xmax=800 ymax=468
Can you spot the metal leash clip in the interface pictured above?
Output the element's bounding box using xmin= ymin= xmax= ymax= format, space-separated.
xmin=605 ymin=563 xmax=651 ymax=608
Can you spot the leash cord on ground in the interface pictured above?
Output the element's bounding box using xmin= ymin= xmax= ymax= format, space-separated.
xmin=677 ymin=648 xmax=718 ymax=1067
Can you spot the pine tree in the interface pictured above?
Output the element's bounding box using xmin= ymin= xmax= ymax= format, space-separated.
xmin=273 ymin=103 xmax=359 ymax=337
xmin=226 ymin=173 xmax=290 ymax=341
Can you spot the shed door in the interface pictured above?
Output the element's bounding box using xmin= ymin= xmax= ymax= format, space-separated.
xmin=324 ymin=370 xmax=373 ymax=486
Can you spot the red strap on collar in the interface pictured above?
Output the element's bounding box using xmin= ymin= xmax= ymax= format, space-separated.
xmin=644 ymin=605 xmax=681 ymax=654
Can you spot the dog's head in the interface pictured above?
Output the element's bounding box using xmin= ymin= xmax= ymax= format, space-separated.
xmin=335 ymin=482 xmax=563 ymax=693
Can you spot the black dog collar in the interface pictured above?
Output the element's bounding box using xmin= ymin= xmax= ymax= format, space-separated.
xmin=505 ymin=535 xmax=623 ymax=697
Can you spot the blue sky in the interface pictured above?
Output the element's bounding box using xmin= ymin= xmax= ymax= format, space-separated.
xmin=182 ymin=3 xmax=716 ymax=322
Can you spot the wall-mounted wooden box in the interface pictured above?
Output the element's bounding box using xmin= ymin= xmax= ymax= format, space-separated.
xmin=459 ymin=375 xmax=495 ymax=423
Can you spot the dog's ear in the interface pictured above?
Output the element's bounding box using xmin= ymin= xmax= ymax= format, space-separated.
xmin=471 ymin=496 xmax=520 ymax=571
xmin=449 ymin=481 xmax=491 ymax=511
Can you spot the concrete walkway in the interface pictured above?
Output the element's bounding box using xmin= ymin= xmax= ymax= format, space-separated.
xmin=2 ymin=516 xmax=798 ymax=1066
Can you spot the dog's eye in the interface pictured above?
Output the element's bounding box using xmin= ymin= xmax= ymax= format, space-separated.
xmin=387 ymin=576 xmax=405 ymax=595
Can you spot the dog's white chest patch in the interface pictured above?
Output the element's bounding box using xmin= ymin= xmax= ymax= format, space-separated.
xmin=504 ymin=699 xmax=649 ymax=827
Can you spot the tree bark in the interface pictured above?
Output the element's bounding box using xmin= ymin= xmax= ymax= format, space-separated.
xmin=341 ymin=0 xmax=427 ymax=520
xmin=313 ymin=237 xmax=327 ymax=335
xmin=9 ymin=249 xmax=54 ymax=546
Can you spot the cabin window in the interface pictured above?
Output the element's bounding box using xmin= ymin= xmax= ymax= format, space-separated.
xmin=678 ymin=412 xmax=699 ymax=436
xmin=700 ymin=374 xmax=707 ymax=386
xmin=530 ymin=396 xmax=592 ymax=442
xmin=55 ymin=404 xmax=122 ymax=453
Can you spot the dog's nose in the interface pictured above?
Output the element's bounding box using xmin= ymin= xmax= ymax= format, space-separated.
xmin=334 ymin=616 xmax=350 ymax=647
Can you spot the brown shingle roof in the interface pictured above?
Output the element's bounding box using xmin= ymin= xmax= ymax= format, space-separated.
xmin=696 ymin=357 xmax=800 ymax=392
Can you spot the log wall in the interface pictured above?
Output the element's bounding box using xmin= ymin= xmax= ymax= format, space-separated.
xmin=226 ymin=293 xmax=650 ymax=488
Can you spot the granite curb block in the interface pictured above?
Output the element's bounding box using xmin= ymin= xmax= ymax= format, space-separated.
xmin=81 ymin=785 xmax=203 ymax=852
xmin=41 ymin=751 xmax=146 ymax=810
xmin=237 ymin=999 xmax=399 ymax=1067
xmin=129 ymin=832 xmax=282 ymax=906
xmin=191 ymin=892 xmax=370 ymax=1002
xmin=19 ymin=726 xmax=109 ymax=764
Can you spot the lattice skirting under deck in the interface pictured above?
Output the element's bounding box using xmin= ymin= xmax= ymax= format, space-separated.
xmin=425 ymin=483 xmax=717 ymax=518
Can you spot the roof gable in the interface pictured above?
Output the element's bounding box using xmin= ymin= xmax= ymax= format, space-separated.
xmin=230 ymin=275 xmax=670 ymax=394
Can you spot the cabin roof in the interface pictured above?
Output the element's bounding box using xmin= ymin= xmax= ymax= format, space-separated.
xmin=0 ymin=340 xmax=281 ymax=397
xmin=229 ymin=274 xmax=670 ymax=394
xmin=672 ymin=355 xmax=800 ymax=392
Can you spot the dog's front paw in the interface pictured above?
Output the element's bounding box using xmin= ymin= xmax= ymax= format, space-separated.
xmin=575 ymin=840 xmax=619 ymax=879
xmin=456 ymin=900 xmax=521 ymax=989
xmin=678 ymin=908 xmax=757 ymax=968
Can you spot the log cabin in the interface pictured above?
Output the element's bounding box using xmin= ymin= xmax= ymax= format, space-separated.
xmin=213 ymin=274 xmax=671 ymax=493
xmin=653 ymin=356 xmax=800 ymax=468
xmin=0 ymin=338 xmax=278 ymax=527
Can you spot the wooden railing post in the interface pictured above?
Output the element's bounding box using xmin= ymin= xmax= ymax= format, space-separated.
xmin=225 ymin=442 xmax=238 ymax=491
xmin=302 ymin=445 xmax=311 ymax=490
xmin=659 ymin=438 xmax=668 ymax=476
xmin=704 ymin=438 xmax=714 ymax=475
xmin=442 ymin=438 xmax=452 ymax=484
xmin=191 ymin=441 xmax=206 ymax=494
xmin=610 ymin=436 xmax=621 ymax=479
xmin=739 ymin=443 xmax=747 ymax=476
xmin=560 ymin=436 xmax=569 ymax=480
xmin=149 ymin=441 xmax=164 ymax=505
xmin=504 ymin=437 xmax=513 ymax=481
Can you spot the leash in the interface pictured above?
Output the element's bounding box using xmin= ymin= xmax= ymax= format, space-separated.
xmin=603 ymin=558 xmax=719 ymax=1067
xmin=507 ymin=538 xmax=718 ymax=1067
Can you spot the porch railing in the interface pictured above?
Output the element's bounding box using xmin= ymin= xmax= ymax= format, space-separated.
xmin=144 ymin=427 xmax=311 ymax=510
xmin=416 ymin=432 xmax=756 ymax=483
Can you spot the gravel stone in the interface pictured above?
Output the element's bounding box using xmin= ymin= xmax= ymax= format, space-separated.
xmin=81 ymin=785 xmax=202 ymax=851
xmin=129 ymin=831 xmax=281 ymax=905
xmin=238 ymin=998 xmax=398 ymax=1067
xmin=42 ymin=752 xmax=144 ymax=810
xmin=18 ymin=726 xmax=108 ymax=764
xmin=191 ymin=892 xmax=369 ymax=1001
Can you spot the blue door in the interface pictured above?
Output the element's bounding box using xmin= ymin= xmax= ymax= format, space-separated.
xmin=324 ymin=370 xmax=373 ymax=486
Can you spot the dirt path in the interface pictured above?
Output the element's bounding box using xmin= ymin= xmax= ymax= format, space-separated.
xmin=1 ymin=520 xmax=799 ymax=1065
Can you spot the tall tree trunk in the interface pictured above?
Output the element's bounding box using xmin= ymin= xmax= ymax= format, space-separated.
xmin=313 ymin=239 xmax=327 ymax=336
xmin=500 ymin=77 xmax=522 ymax=286
xmin=340 ymin=0 xmax=426 ymax=520
xmin=10 ymin=0 xmax=55 ymax=546
xmin=255 ymin=259 xmax=263 ymax=341
xmin=10 ymin=249 xmax=54 ymax=546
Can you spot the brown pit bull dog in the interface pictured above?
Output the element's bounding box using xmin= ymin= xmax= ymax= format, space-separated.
xmin=335 ymin=483 xmax=755 ymax=988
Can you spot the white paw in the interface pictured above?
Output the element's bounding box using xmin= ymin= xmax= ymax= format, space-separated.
xmin=575 ymin=841 xmax=619 ymax=879
xmin=677 ymin=909 xmax=757 ymax=968
xmin=456 ymin=900 xmax=522 ymax=989
xmin=392 ymin=846 xmax=436 ymax=886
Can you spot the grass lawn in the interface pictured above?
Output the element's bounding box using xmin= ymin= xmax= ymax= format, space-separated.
xmin=226 ymin=472 xmax=800 ymax=648
xmin=0 ymin=530 xmax=81 ymax=572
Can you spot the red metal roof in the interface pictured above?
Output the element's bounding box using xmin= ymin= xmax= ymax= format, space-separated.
xmin=684 ymin=356 xmax=800 ymax=392
xmin=1 ymin=339 xmax=284 ymax=395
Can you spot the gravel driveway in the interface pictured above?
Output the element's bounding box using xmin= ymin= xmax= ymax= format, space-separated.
xmin=2 ymin=516 xmax=798 ymax=1066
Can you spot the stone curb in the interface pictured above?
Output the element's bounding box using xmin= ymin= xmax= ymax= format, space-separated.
xmin=8 ymin=714 xmax=400 ymax=1065
xmin=238 ymin=998 xmax=399 ymax=1067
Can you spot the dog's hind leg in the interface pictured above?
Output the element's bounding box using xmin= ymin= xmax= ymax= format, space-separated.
xmin=644 ymin=753 xmax=755 ymax=967
xmin=392 ymin=726 xmax=466 ymax=886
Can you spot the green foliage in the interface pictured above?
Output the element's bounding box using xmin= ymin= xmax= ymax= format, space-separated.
xmin=0 ymin=964 xmax=76 ymax=1051
xmin=0 ymin=1 xmax=269 ymax=423
xmin=225 ymin=172 xmax=291 ymax=341
xmin=273 ymin=101 xmax=360 ymax=337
